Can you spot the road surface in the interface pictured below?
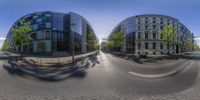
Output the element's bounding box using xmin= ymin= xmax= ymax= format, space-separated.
xmin=0 ymin=51 xmax=200 ymax=100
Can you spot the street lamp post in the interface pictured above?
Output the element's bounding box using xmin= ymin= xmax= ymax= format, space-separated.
xmin=71 ymin=23 xmax=76 ymax=65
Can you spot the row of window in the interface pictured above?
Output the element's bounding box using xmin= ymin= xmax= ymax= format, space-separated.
xmin=137 ymin=20 xmax=177 ymax=25
xmin=137 ymin=42 xmax=176 ymax=50
xmin=137 ymin=51 xmax=175 ymax=55
xmin=137 ymin=17 xmax=175 ymax=22
xmin=137 ymin=25 xmax=165 ymax=30
xmin=23 ymin=12 xmax=51 ymax=22
xmin=27 ymin=17 xmax=51 ymax=25
xmin=137 ymin=25 xmax=177 ymax=30
xmin=138 ymin=32 xmax=158 ymax=39
xmin=31 ymin=22 xmax=51 ymax=31
xmin=30 ymin=30 xmax=51 ymax=40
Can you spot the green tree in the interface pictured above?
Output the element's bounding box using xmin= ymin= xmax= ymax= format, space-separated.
xmin=192 ymin=43 xmax=200 ymax=51
xmin=2 ymin=40 xmax=10 ymax=51
xmin=110 ymin=32 xmax=125 ymax=52
xmin=94 ymin=43 xmax=100 ymax=50
xmin=105 ymin=40 xmax=114 ymax=49
xmin=160 ymin=25 xmax=176 ymax=42
xmin=87 ymin=31 xmax=95 ymax=51
xmin=160 ymin=25 xmax=176 ymax=54
xmin=12 ymin=19 xmax=32 ymax=57
xmin=183 ymin=39 xmax=193 ymax=52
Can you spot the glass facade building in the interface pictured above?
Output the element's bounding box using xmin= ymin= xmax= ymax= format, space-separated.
xmin=4 ymin=11 xmax=97 ymax=55
xmin=109 ymin=14 xmax=194 ymax=55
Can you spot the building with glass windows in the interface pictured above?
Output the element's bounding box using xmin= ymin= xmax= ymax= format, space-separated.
xmin=109 ymin=14 xmax=194 ymax=55
xmin=4 ymin=11 xmax=97 ymax=55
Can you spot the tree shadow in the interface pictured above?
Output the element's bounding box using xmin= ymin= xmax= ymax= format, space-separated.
xmin=2 ymin=54 xmax=98 ymax=82
xmin=0 ymin=55 xmax=20 ymax=60
xmin=109 ymin=52 xmax=200 ymax=64
xmin=88 ymin=53 xmax=100 ymax=67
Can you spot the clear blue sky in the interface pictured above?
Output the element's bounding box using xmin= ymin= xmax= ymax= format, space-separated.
xmin=0 ymin=0 xmax=200 ymax=48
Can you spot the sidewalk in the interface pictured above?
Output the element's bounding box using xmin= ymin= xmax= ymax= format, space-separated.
xmin=5 ymin=51 xmax=98 ymax=66
xmin=3 ymin=52 xmax=99 ymax=81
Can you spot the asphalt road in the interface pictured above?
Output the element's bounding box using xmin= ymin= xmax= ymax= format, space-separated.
xmin=0 ymin=51 xmax=200 ymax=100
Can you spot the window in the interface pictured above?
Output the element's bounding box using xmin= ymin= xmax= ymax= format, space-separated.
xmin=153 ymin=43 xmax=156 ymax=49
xmin=138 ymin=43 xmax=141 ymax=49
xmin=46 ymin=31 xmax=51 ymax=39
xmin=160 ymin=26 xmax=164 ymax=30
xmin=145 ymin=43 xmax=148 ymax=49
xmin=138 ymin=51 xmax=141 ymax=54
xmin=44 ymin=17 xmax=51 ymax=22
xmin=46 ymin=14 xmax=51 ymax=17
xmin=145 ymin=17 xmax=148 ymax=20
xmin=32 ymin=24 xmax=38 ymax=30
xmin=160 ymin=43 xmax=163 ymax=49
xmin=153 ymin=17 xmax=156 ymax=20
xmin=46 ymin=22 xmax=51 ymax=28
xmin=145 ymin=21 xmax=148 ymax=24
xmin=153 ymin=21 xmax=156 ymax=24
xmin=145 ymin=32 xmax=148 ymax=39
xmin=38 ymin=23 xmax=45 ymax=29
xmin=160 ymin=21 xmax=163 ymax=24
xmin=137 ymin=26 xmax=141 ymax=30
xmin=31 ymin=20 xmax=36 ymax=24
xmin=145 ymin=26 xmax=148 ymax=29
xmin=33 ymin=15 xmax=38 ymax=19
xmin=31 ymin=33 xmax=36 ymax=40
xmin=167 ymin=43 xmax=169 ymax=49
xmin=138 ymin=22 xmax=140 ymax=24
xmin=153 ymin=32 xmax=156 ymax=39
xmin=153 ymin=52 xmax=156 ymax=55
xmin=161 ymin=51 xmax=163 ymax=54
xmin=138 ymin=33 xmax=141 ymax=39
xmin=37 ymin=18 xmax=42 ymax=23
xmin=153 ymin=25 xmax=156 ymax=29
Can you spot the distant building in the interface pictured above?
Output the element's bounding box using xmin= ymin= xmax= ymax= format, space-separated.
xmin=100 ymin=38 xmax=107 ymax=51
xmin=109 ymin=14 xmax=194 ymax=55
xmin=4 ymin=11 xmax=97 ymax=55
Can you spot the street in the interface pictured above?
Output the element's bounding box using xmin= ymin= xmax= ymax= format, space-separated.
xmin=0 ymin=51 xmax=200 ymax=100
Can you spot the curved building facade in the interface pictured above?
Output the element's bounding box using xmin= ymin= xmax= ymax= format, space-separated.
xmin=109 ymin=14 xmax=193 ymax=55
xmin=4 ymin=11 xmax=97 ymax=55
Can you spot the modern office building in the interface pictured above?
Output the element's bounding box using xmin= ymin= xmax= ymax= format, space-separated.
xmin=4 ymin=11 xmax=97 ymax=55
xmin=109 ymin=14 xmax=194 ymax=55
xmin=100 ymin=38 xmax=108 ymax=51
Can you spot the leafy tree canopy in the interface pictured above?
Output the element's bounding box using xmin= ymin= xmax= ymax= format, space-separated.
xmin=12 ymin=19 xmax=32 ymax=46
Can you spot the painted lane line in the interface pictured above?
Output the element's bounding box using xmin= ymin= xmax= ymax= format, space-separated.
xmin=128 ymin=61 xmax=193 ymax=78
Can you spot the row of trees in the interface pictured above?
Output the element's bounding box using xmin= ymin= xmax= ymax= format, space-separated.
xmin=106 ymin=32 xmax=125 ymax=52
xmin=160 ymin=25 xmax=200 ymax=52
xmin=2 ymin=19 xmax=32 ymax=57
xmin=87 ymin=31 xmax=100 ymax=51
xmin=105 ymin=25 xmax=200 ymax=54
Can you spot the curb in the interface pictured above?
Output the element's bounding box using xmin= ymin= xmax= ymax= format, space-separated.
xmin=128 ymin=61 xmax=193 ymax=78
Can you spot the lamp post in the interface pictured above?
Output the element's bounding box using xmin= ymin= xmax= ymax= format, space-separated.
xmin=71 ymin=23 xmax=76 ymax=65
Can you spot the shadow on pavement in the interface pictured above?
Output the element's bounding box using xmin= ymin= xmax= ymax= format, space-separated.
xmin=3 ymin=53 xmax=100 ymax=82
xmin=109 ymin=52 xmax=200 ymax=64
xmin=134 ymin=64 xmax=200 ymax=95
